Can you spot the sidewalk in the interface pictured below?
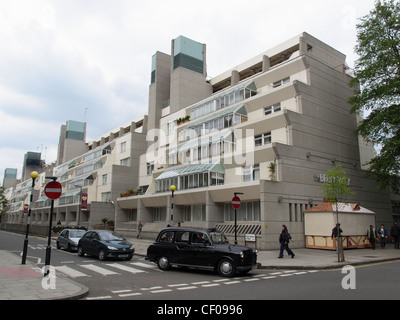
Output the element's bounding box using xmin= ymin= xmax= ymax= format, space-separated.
xmin=127 ymin=237 xmax=400 ymax=269
xmin=0 ymin=250 xmax=88 ymax=300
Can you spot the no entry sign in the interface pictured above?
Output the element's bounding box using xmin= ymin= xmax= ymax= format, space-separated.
xmin=44 ymin=181 xmax=62 ymax=200
xmin=232 ymin=196 xmax=241 ymax=209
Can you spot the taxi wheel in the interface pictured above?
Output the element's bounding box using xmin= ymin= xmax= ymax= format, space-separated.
xmin=157 ymin=256 xmax=170 ymax=271
xmin=217 ymin=259 xmax=236 ymax=277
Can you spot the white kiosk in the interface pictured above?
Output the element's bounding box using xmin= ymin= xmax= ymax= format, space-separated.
xmin=304 ymin=202 xmax=375 ymax=250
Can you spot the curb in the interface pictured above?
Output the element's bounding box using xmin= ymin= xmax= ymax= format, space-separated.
xmin=257 ymin=256 xmax=400 ymax=270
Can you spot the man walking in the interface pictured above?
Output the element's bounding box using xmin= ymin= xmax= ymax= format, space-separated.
xmin=366 ymin=225 xmax=377 ymax=250
xmin=378 ymin=224 xmax=388 ymax=249
xmin=137 ymin=221 xmax=143 ymax=239
xmin=278 ymin=225 xmax=295 ymax=259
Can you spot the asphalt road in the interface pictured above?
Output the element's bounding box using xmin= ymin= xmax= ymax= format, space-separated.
xmin=1 ymin=230 xmax=399 ymax=303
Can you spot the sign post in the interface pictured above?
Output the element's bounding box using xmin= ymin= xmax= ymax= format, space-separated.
xmin=232 ymin=192 xmax=243 ymax=245
xmin=44 ymin=178 xmax=62 ymax=277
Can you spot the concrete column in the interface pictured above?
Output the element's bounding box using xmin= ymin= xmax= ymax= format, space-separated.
xmin=205 ymin=191 xmax=223 ymax=228
xmin=231 ymin=70 xmax=240 ymax=86
xmin=137 ymin=198 xmax=152 ymax=223
xmin=262 ymin=55 xmax=270 ymax=72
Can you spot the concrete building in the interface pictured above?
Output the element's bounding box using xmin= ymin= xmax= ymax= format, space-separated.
xmin=2 ymin=32 xmax=399 ymax=249
xmin=116 ymin=33 xmax=399 ymax=249
xmin=3 ymin=116 xmax=148 ymax=233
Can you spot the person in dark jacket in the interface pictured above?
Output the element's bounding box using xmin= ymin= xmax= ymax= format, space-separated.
xmin=378 ymin=224 xmax=388 ymax=248
xmin=390 ymin=222 xmax=400 ymax=249
xmin=366 ymin=225 xmax=377 ymax=250
xmin=278 ymin=225 xmax=295 ymax=258
xmin=331 ymin=223 xmax=343 ymax=253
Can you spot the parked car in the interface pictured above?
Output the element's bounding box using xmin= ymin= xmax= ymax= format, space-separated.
xmin=146 ymin=227 xmax=258 ymax=277
xmin=56 ymin=228 xmax=86 ymax=252
xmin=78 ymin=230 xmax=134 ymax=261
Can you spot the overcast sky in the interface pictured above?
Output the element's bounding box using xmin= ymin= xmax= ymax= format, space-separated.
xmin=0 ymin=0 xmax=376 ymax=185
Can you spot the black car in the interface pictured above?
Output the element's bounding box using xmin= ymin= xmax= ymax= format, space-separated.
xmin=78 ymin=230 xmax=134 ymax=261
xmin=146 ymin=227 xmax=258 ymax=277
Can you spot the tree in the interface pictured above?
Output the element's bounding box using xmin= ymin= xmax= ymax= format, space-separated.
xmin=0 ymin=186 xmax=9 ymax=223
xmin=349 ymin=0 xmax=400 ymax=194
xmin=321 ymin=165 xmax=355 ymax=205
xmin=321 ymin=165 xmax=355 ymax=262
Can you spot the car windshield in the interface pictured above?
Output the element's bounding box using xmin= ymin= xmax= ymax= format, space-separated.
xmin=70 ymin=230 xmax=86 ymax=238
xmin=209 ymin=231 xmax=229 ymax=244
xmin=98 ymin=231 xmax=125 ymax=241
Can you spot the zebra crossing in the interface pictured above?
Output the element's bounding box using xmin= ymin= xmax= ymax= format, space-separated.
xmin=54 ymin=260 xmax=159 ymax=278
xmin=28 ymin=244 xmax=56 ymax=250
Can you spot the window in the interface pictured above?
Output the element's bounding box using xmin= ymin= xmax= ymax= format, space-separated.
xmin=147 ymin=163 xmax=154 ymax=175
xmin=102 ymin=174 xmax=108 ymax=185
xmin=255 ymin=132 xmax=271 ymax=147
xmin=243 ymin=165 xmax=260 ymax=182
xmin=264 ymin=103 xmax=281 ymax=115
xmin=193 ymin=204 xmax=206 ymax=221
xmin=120 ymin=157 xmax=130 ymax=166
xmin=101 ymin=192 xmax=111 ymax=202
xmin=175 ymin=231 xmax=190 ymax=243
xmin=153 ymin=207 xmax=167 ymax=221
xmin=224 ymin=201 xmax=261 ymax=221
xmin=120 ymin=142 xmax=126 ymax=153
xmin=272 ymin=77 xmax=290 ymax=88
xmin=159 ymin=231 xmax=174 ymax=243
xmin=189 ymin=84 xmax=256 ymax=121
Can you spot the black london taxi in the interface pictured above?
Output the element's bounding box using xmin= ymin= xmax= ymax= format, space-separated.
xmin=146 ymin=227 xmax=258 ymax=277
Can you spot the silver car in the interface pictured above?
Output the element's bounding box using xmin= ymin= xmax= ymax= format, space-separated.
xmin=56 ymin=229 xmax=86 ymax=252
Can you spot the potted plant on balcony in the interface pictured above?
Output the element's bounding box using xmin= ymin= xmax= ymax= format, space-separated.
xmin=268 ymin=162 xmax=276 ymax=181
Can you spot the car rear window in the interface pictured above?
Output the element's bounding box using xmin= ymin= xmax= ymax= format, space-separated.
xmin=158 ymin=231 xmax=174 ymax=243
xmin=175 ymin=231 xmax=190 ymax=243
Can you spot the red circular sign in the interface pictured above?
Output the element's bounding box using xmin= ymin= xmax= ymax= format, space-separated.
xmin=44 ymin=181 xmax=62 ymax=200
xmin=232 ymin=196 xmax=241 ymax=209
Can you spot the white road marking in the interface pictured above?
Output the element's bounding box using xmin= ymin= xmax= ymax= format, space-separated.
xmin=80 ymin=264 xmax=119 ymax=276
xmin=55 ymin=265 xmax=89 ymax=278
xmin=105 ymin=263 xmax=147 ymax=274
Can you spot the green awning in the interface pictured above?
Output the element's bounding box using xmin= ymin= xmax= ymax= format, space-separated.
xmin=155 ymin=163 xmax=224 ymax=181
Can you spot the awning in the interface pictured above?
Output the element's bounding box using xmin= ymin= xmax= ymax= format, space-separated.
xmin=187 ymin=104 xmax=246 ymax=129
xmin=155 ymin=163 xmax=224 ymax=181
xmin=59 ymin=189 xmax=81 ymax=198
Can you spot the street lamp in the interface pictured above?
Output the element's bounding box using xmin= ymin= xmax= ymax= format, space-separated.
xmin=170 ymin=185 xmax=176 ymax=226
xmin=21 ymin=171 xmax=39 ymax=264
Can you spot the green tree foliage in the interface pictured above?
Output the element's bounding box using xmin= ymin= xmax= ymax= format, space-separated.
xmin=0 ymin=186 xmax=9 ymax=223
xmin=321 ymin=165 xmax=355 ymax=204
xmin=349 ymin=0 xmax=400 ymax=193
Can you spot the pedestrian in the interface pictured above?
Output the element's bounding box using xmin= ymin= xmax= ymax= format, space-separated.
xmin=278 ymin=225 xmax=295 ymax=258
xmin=137 ymin=221 xmax=143 ymax=239
xmin=331 ymin=223 xmax=343 ymax=253
xmin=366 ymin=225 xmax=377 ymax=250
xmin=378 ymin=224 xmax=388 ymax=249
xmin=390 ymin=222 xmax=400 ymax=249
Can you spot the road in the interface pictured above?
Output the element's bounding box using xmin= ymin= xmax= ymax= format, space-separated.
xmin=1 ymin=230 xmax=399 ymax=302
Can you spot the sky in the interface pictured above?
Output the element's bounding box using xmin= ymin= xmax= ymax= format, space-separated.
xmin=0 ymin=0 xmax=377 ymax=185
